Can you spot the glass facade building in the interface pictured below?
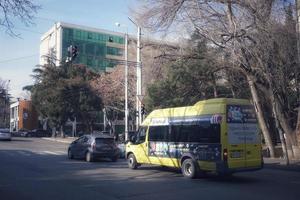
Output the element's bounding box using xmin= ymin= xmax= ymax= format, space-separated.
xmin=62 ymin=27 xmax=125 ymax=72
xmin=40 ymin=22 xmax=125 ymax=72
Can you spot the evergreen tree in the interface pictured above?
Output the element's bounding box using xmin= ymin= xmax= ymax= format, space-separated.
xmin=31 ymin=62 xmax=103 ymax=136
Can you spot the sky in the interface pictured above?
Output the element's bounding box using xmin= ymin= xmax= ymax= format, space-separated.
xmin=0 ymin=0 xmax=140 ymax=99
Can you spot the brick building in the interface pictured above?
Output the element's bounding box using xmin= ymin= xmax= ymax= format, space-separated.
xmin=10 ymin=100 xmax=38 ymax=132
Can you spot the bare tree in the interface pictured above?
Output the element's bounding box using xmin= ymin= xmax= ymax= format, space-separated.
xmin=0 ymin=0 xmax=40 ymax=36
xmin=135 ymin=0 xmax=300 ymax=158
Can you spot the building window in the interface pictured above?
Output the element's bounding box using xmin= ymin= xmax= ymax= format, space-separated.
xmin=108 ymin=36 xmax=113 ymax=42
xmin=88 ymin=32 xmax=93 ymax=39
xmin=75 ymin=30 xmax=81 ymax=39
xmin=107 ymin=47 xmax=123 ymax=56
xmin=119 ymin=37 xmax=124 ymax=44
xmin=98 ymin=34 xmax=103 ymax=41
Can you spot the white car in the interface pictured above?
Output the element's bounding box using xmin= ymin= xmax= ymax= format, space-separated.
xmin=0 ymin=128 xmax=11 ymax=141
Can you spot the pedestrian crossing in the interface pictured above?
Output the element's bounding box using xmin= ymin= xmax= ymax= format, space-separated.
xmin=2 ymin=150 xmax=66 ymax=157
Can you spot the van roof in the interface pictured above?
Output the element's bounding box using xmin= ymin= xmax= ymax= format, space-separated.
xmin=142 ymin=98 xmax=251 ymax=126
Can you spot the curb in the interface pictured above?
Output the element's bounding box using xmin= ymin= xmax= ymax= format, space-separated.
xmin=263 ymin=158 xmax=300 ymax=171
xmin=42 ymin=137 xmax=76 ymax=144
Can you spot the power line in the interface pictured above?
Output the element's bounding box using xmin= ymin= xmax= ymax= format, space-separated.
xmin=35 ymin=16 xmax=57 ymax=23
xmin=13 ymin=27 xmax=44 ymax=35
xmin=0 ymin=54 xmax=38 ymax=64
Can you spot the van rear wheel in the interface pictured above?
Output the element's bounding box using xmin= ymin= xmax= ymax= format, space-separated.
xmin=128 ymin=154 xmax=138 ymax=169
xmin=181 ymin=159 xmax=198 ymax=179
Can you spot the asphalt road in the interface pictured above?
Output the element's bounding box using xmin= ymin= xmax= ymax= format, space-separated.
xmin=0 ymin=138 xmax=300 ymax=200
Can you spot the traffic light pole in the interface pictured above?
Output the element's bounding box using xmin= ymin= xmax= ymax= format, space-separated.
xmin=136 ymin=26 xmax=142 ymax=130
xmin=124 ymin=32 xmax=129 ymax=141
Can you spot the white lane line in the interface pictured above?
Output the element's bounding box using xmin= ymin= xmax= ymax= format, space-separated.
xmin=56 ymin=151 xmax=66 ymax=154
xmin=5 ymin=152 xmax=15 ymax=156
xmin=17 ymin=151 xmax=32 ymax=156
xmin=291 ymin=181 xmax=300 ymax=184
xmin=43 ymin=151 xmax=60 ymax=155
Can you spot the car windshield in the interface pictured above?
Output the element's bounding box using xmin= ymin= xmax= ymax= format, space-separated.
xmin=0 ymin=129 xmax=10 ymax=133
xmin=95 ymin=138 xmax=114 ymax=144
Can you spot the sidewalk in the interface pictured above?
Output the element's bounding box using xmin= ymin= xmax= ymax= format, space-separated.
xmin=264 ymin=157 xmax=300 ymax=171
xmin=42 ymin=137 xmax=77 ymax=144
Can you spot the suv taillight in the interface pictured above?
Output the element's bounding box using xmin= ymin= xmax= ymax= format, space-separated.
xmin=223 ymin=148 xmax=228 ymax=161
xmin=92 ymin=142 xmax=96 ymax=150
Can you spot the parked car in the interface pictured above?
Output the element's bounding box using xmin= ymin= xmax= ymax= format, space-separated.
xmin=67 ymin=134 xmax=120 ymax=162
xmin=117 ymin=142 xmax=125 ymax=158
xmin=26 ymin=129 xmax=51 ymax=137
xmin=0 ymin=128 xmax=11 ymax=141
xmin=12 ymin=129 xmax=29 ymax=137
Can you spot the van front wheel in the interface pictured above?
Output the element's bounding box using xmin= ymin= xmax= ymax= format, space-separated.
xmin=181 ymin=159 xmax=198 ymax=179
xmin=128 ymin=154 xmax=138 ymax=169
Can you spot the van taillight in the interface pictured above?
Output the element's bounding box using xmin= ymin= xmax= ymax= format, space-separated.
xmin=223 ymin=148 xmax=228 ymax=161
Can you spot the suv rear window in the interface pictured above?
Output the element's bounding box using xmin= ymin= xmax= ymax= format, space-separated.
xmin=95 ymin=138 xmax=114 ymax=144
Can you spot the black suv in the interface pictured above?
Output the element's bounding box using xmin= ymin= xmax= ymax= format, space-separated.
xmin=67 ymin=134 xmax=120 ymax=162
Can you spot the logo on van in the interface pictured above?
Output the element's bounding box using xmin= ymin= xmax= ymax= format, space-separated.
xmin=210 ymin=114 xmax=222 ymax=124
xmin=151 ymin=118 xmax=169 ymax=126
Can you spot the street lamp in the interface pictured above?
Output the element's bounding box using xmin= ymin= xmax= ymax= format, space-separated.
xmin=128 ymin=17 xmax=142 ymax=130
xmin=115 ymin=22 xmax=129 ymax=141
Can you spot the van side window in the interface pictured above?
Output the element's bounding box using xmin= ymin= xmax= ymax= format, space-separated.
xmin=149 ymin=126 xmax=169 ymax=141
xmin=136 ymin=127 xmax=147 ymax=144
xmin=170 ymin=122 xmax=220 ymax=143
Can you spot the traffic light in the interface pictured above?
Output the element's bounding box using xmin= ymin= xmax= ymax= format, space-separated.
xmin=67 ymin=45 xmax=78 ymax=62
xmin=72 ymin=45 xmax=78 ymax=59
xmin=141 ymin=104 xmax=146 ymax=115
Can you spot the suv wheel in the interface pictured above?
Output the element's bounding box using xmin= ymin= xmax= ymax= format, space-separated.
xmin=181 ymin=158 xmax=198 ymax=179
xmin=68 ymin=149 xmax=73 ymax=159
xmin=111 ymin=156 xmax=118 ymax=162
xmin=85 ymin=152 xmax=93 ymax=162
xmin=128 ymin=154 xmax=138 ymax=169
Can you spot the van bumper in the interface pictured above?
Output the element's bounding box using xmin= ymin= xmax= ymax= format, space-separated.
xmin=216 ymin=162 xmax=263 ymax=174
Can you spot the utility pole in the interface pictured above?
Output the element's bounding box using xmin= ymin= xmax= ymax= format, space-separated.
xmin=136 ymin=26 xmax=142 ymax=129
xmin=128 ymin=17 xmax=142 ymax=130
xmin=115 ymin=22 xmax=129 ymax=141
xmin=124 ymin=31 xmax=129 ymax=141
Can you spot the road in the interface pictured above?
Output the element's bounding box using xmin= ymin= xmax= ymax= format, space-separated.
xmin=0 ymin=138 xmax=300 ymax=200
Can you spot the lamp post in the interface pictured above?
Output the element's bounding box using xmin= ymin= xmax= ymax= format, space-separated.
xmin=115 ymin=22 xmax=129 ymax=141
xmin=128 ymin=17 xmax=142 ymax=130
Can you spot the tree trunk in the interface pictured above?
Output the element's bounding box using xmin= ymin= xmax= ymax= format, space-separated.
xmin=272 ymin=94 xmax=300 ymax=159
xmin=294 ymin=0 xmax=300 ymax=158
xmin=230 ymin=85 xmax=236 ymax=98
xmin=60 ymin=126 xmax=65 ymax=138
xmin=52 ymin=127 xmax=56 ymax=138
xmin=270 ymin=93 xmax=289 ymax=164
xmin=247 ymin=75 xmax=275 ymax=157
xmin=212 ymin=75 xmax=218 ymax=98
xmin=296 ymin=108 xmax=300 ymax=146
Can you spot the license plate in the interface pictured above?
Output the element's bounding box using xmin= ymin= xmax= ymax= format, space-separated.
xmin=230 ymin=151 xmax=242 ymax=158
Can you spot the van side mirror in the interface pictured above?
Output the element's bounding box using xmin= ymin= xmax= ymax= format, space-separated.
xmin=126 ymin=135 xmax=136 ymax=144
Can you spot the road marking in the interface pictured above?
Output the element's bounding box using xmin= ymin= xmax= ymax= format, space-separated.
xmin=291 ymin=181 xmax=300 ymax=184
xmin=5 ymin=152 xmax=15 ymax=156
xmin=56 ymin=151 xmax=66 ymax=154
xmin=43 ymin=151 xmax=61 ymax=155
xmin=17 ymin=151 xmax=32 ymax=156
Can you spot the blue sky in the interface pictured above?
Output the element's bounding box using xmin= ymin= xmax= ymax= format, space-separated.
xmin=0 ymin=0 xmax=138 ymax=98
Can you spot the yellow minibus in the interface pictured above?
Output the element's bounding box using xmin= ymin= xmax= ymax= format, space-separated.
xmin=126 ymin=98 xmax=263 ymax=178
